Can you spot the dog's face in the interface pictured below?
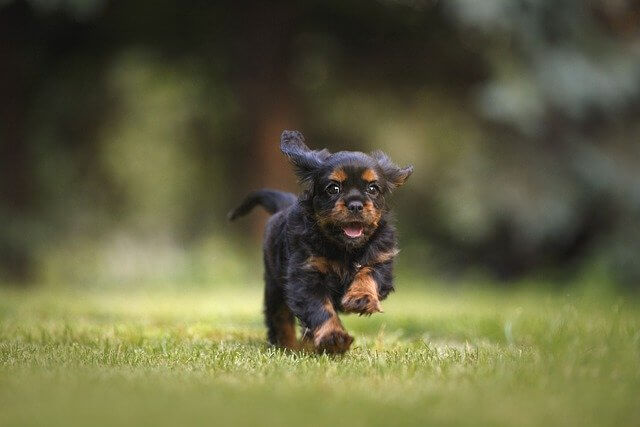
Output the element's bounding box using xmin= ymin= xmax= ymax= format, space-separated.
xmin=281 ymin=130 xmax=413 ymax=248
xmin=311 ymin=154 xmax=387 ymax=247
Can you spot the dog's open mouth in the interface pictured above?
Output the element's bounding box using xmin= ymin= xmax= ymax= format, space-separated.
xmin=342 ymin=223 xmax=364 ymax=238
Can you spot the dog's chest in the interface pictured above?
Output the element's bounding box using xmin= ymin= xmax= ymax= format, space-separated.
xmin=322 ymin=260 xmax=363 ymax=292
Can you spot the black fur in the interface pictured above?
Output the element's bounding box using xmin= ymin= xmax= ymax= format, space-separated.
xmin=229 ymin=130 xmax=412 ymax=353
xmin=227 ymin=189 xmax=297 ymax=221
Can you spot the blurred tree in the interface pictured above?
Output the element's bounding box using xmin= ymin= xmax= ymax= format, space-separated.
xmin=0 ymin=0 xmax=639 ymax=287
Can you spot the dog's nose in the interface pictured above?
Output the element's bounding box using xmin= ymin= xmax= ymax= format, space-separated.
xmin=347 ymin=200 xmax=363 ymax=213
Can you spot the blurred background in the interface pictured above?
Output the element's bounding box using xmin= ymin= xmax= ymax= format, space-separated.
xmin=1 ymin=0 xmax=639 ymax=290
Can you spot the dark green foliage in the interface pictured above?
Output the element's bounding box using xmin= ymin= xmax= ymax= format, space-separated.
xmin=1 ymin=0 xmax=639 ymax=286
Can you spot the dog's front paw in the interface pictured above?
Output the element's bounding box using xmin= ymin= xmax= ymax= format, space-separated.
xmin=314 ymin=329 xmax=354 ymax=354
xmin=341 ymin=291 xmax=382 ymax=316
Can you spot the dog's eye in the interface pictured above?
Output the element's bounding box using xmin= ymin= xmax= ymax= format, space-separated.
xmin=326 ymin=183 xmax=341 ymax=195
xmin=366 ymin=183 xmax=380 ymax=195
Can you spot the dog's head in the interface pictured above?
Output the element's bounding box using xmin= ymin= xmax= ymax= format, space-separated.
xmin=281 ymin=130 xmax=413 ymax=248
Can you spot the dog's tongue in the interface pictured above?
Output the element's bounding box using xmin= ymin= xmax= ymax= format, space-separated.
xmin=343 ymin=224 xmax=364 ymax=238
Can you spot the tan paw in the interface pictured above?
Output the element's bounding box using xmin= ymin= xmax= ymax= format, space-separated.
xmin=314 ymin=329 xmax=354 ymax=354
xmin=341 ymin=291 xmax=382 ymax=316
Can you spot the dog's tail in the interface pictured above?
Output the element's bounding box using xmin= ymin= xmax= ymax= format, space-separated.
xmin=228 ymin=189 xmax=297 ymax=221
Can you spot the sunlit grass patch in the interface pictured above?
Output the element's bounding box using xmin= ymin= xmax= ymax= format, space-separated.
xmin=0 ymin=284 xmax=639 ymax=427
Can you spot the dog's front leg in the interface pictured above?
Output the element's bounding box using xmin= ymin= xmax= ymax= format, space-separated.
xmin=285 ymin=275 xmax=353 ymax=354
xmin=371 ymin=261 xmax=394 ymax=301
xmin=341 ymin=266 xmax=384 ymax=315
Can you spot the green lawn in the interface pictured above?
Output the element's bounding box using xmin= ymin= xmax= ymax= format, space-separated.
xmin=1 ymin=283 xmax=639 ymax=427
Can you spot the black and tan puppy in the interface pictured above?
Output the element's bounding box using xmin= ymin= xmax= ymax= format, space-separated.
xmin=229 ymin=130 xmax=412 ymax=354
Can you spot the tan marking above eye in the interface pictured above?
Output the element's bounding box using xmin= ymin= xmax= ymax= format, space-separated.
xmin=361 ymin=168 xmax=379 ymax=182
xmin=328 ymin=168 xmax=347 ymax=182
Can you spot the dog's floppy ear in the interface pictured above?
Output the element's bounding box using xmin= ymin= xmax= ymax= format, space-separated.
xmin=371 ymin=150 xmax=413 ymax=188
xmin=280 ymin=130 xmax=329 ymax=182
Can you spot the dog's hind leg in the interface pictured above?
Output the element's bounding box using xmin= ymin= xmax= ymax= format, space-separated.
xmin=264 ymin=282 xmax=298 ymax=349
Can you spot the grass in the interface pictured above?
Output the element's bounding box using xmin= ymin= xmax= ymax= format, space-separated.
xmin=0 ymin=282 xmax=639 ymax=427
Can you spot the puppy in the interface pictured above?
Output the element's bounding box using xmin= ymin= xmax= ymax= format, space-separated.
xmin=229 ymin=130 xmax=413 ymax=354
